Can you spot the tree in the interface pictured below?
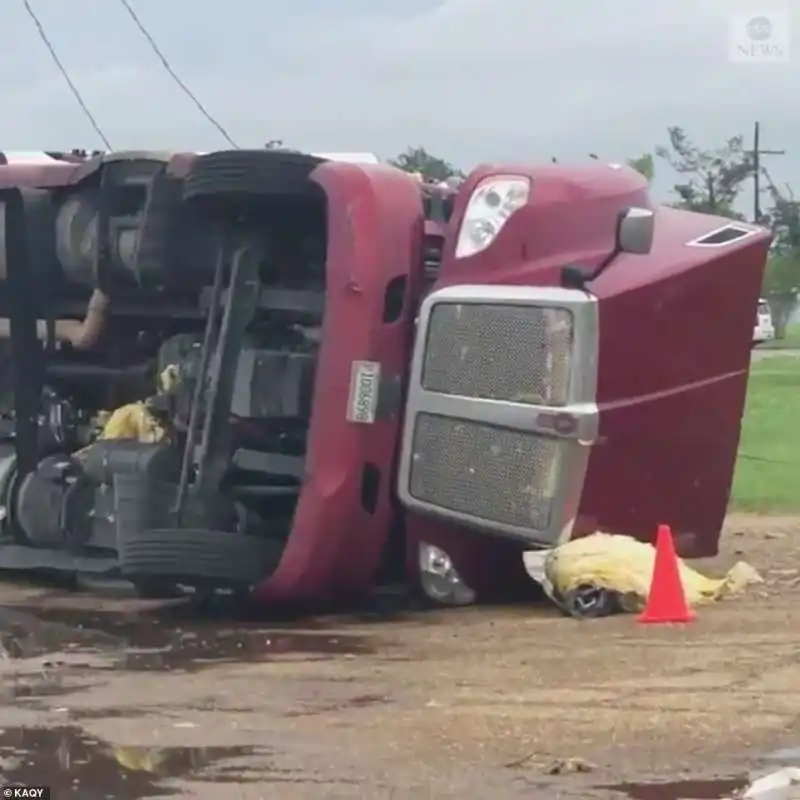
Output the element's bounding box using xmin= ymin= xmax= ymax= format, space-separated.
xmin=627 ymin=153 xmax=654 ymax=182
xmin=762 ymin=172 xmax=800 ymax=252
xmin=762 ymin=254 xmax=800 ymax=338
xmin=761 ymin=172 xmax=800 ymax=337
xmin=655 ymin=127 xmax=752 ymax=218
xmin=390 ymin=147 xmax=463 ymax=183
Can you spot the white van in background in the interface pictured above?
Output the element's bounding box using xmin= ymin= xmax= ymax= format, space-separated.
xmin=753 ymin=298 xmax=775 ymax=345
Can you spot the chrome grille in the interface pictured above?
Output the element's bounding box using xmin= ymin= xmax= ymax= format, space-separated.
xmin=422 ymin=303 xmax=573 ymax=406
xmin=408 ymin=414 xmax=563 ymax=531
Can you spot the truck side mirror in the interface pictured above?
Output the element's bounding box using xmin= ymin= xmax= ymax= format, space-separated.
xmin=617 ymin=207 xmax=655 ymax=255
xmin=559 ymin=205 xmax=656 ymax=290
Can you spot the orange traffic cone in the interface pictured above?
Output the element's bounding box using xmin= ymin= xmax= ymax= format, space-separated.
xmin=637 ymin=524 xmax=695 ymax=624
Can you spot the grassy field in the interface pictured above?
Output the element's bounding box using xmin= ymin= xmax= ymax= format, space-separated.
xmin=760 ymin=322 xmax=800 ymax=349
xmin=731 ymin=355 xmax=800 ymax=511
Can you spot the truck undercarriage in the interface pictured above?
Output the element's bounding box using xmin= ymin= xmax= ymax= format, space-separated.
xmin=0 ymin=151 xmax=332 ymax=598
xmin=0 ymin=150 xmax=771 ymax=606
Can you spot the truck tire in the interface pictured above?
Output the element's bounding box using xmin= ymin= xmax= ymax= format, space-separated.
xmin=183 ymin=150 xmax=322 ymax=201
xmin=119 ymin=528 xmax=283 ymax=589
xmin=134 ymin=172 xmax=184 ymax=286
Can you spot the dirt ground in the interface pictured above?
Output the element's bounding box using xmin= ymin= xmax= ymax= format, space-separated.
xmin=1 ymin=514 xmax=800 ymax=799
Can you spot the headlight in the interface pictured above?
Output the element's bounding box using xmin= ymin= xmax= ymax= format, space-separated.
xmin=418 ymin=542 xmax=475 ymax=606
xmin=454 ymin=175 xmax=531 ymax=258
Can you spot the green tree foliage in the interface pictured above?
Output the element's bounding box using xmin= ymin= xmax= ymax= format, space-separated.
xmin=627 ymin=153 xmax=654 ymax=182
xmin=655 ymin=126 xmax=751 ymax=218
xmin=761 ymin=173 xmax=800 ymax=336
xmin=762 ymin=173 xmax=800 ymax=254
xmin=762 ymin=254 xmax=799 ymax=338
xmin=390 ymin=147 xmax=463 ymax=182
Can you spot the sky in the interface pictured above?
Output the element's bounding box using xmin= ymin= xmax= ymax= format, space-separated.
xmin=2 ymin=0 xmax=798 ymax=207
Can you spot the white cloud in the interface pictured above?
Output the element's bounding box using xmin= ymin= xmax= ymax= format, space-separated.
xmin=2 ymin=0 xmax=799 ymax=199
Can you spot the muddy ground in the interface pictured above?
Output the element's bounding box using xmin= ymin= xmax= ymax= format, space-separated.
xmin=1 ymin=514 xmax=799 ymax=799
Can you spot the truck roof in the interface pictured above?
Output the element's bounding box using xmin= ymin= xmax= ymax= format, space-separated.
xmin=310 ymin=152 xmax=380 ymax=164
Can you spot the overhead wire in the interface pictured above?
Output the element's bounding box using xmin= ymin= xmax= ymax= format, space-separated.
xmin=116 ymin=0 xmax=238 ymax=148
xmin=21 ymin=0 xmax=112 ymax=149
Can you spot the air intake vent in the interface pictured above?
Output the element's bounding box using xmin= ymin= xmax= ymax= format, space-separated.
xmin=688 ymin=224 xmax=757 ymax=247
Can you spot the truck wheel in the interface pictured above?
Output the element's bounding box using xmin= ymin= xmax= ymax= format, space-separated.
xmin=183 ymin=150 xmax=322 ymax=201
xmin=134 ymin=172 xmax=184 ymax=287
xmin=119 ymin=528 xmax=283 ymax=589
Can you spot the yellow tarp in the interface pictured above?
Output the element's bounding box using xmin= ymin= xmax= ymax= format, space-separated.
xmin=95 ymin=365 xmax=180 ymax=443
xmin=524 ymin=532 xmax=763 ymax=613
xmin=98 ymin=401 xmax=165 ymax=443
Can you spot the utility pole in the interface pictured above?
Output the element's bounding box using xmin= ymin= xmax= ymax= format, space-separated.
xmin=753 ymin=121 xmax=785 ymax=223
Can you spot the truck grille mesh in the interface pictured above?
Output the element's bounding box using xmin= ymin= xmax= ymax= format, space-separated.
xmin=408 ymin=414 xmax=562 ymax=531
xmin=421 ymin=303 xmax=573 ymax=406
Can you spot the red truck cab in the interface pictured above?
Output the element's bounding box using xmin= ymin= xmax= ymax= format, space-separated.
xmin=0 ymin=151 xmax=770 ymax=606
xmin=398 ymin=165 xmax=769 ymax=603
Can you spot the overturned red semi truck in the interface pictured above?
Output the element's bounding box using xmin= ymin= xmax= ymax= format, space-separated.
xmin=0 ymin=149 xmax=770 ymax=605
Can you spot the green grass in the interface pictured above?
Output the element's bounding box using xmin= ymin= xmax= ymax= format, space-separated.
xmin=759 ymin=322 xmax=800 ymax=349
xmin=730 ymin=356 xmax=800 ymax=511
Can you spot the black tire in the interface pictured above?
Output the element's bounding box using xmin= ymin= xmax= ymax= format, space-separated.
xmin=183 ymin=150 xmax=322 ymax=201
xmin=119 ymin=527 xmax=282 ymax=588
xmin=134 ymin=171 xmax=184 ymax=286
xmin=559 ymin=585 xmax=621 ymax=619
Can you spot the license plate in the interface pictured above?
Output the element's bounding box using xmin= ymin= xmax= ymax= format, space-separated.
xmin=347 ymin=360 xmax=381 ymax=424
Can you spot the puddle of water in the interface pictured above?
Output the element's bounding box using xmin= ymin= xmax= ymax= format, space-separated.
xmin=59 ymin=706 xmax=153 ymax=720
xmin=0 ymin=725 xmax=263 ymax=798
xmin=0 ymin=604 xmax=373 ymax=672
xmin=600 ymin=777 xmax=747 ymax=800
xmin=122 ymin=629 xmax=370 ymax=671
xmin=0 ymin=607 xmax=120 ymax=659
xmin=284 ymin=693 xmax=389 ymax=717
xmin=5 ymin=679 xmax=93 ymax=702
xmin=762 ymin=746 xmax=800 ymax=765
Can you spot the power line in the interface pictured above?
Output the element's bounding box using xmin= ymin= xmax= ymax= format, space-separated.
xmin=117 ymin=0 xmax=238 ymax=148
xmin=21 ymin=0 xmax=112 ymax=149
